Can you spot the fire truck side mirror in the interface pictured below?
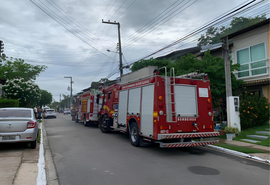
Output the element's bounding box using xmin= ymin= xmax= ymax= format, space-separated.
xmin=96 ymin=94 xmax=100 ymax=104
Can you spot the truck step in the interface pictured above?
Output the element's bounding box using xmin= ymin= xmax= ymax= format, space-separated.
xmin=157 ymin=140 xmax=219 ymax=148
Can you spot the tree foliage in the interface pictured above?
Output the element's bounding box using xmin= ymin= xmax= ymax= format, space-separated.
xmin=239 ymin=91 xmax=269 ymax=129
xmin=197 ymin=15 xmax=267 ymax=47
xmin=129 ymin=51 xmax=245 ymax=105
xmin=3 ymin=78 xmax=41 ymax=107
xmin=174 ymin=51 xmax=245 ymax=102
xmin=0 ymin=55 xmax=47 ymax=81
xmin=130 ymin=58 xmax=170 ymax=75
xmin=39 ymin=90 xmax=53 ymax=108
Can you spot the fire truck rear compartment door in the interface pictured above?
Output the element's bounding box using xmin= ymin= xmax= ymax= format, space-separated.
xmin=87 ymin=99 xmax=90 ymax=112
xmin=128 ymin=87 xmax=141 ymax=115
xmin=174 ymin=85 xmax=198 ymax=117
xmin=141 ymin=84 xmax=154 ymax=137
xmin=118 ymin=90 xmax=128 ymax=125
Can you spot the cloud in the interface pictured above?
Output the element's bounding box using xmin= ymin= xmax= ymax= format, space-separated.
xmin=0 ymin=0 xmax=256 ymax=102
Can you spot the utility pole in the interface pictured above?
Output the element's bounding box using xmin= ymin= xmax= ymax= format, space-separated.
xmin=64 ymin=76 xmax=73 ymax=108
xmin=102 ymin=20 xmax=123 ymax=77
xmin=222 ymin=36 xmax=232 ymax=127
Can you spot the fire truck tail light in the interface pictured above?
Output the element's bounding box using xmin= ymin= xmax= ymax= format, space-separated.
xmin=151 ymin=78 xmax=155 ymax=83
xmin=159 ymin=111 xmax=163 ymax=115
xmin=90 ymin=114 xmax=93 ymax=117
xmin=208 ymin=112 xmax=212 ymax=116
xmin=190 ymin=80 xmax=196 ymax=85
xmin=159 ymin=103 xmax=163 ymax=108
xmin=207 ymin=99 xmax=211 ymax=103
xmin=158 ymin=96 xmax=163 ymax=101
xmin=204 ymin=125 xmax=213 ymax=129
xmin=160 ymin=125 xmax=170 ymax=130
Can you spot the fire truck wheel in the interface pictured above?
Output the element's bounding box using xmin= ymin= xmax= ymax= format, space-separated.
xmin=129 ymin=122 xmax=141 ymax=147
xmin=100 ymin=116 xmax=111 ymax=133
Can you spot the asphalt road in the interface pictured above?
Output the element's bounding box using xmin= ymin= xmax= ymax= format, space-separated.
xmin=44 ymin=113 xmax=270 ymax=185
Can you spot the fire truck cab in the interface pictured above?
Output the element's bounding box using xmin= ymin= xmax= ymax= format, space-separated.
xmin=100 ymin=66 xmax=220 ymax=148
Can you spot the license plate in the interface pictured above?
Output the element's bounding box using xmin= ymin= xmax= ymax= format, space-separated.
xmin=2 ymin=136 xmax=16 ymax=140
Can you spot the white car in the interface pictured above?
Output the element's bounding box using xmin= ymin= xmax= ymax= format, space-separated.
xmin=64 ymin=109 xmax=70 ymax=115
xmin=0 ymin=107 xmax=39 ymax=149
xmin=43 ymin=109 xmax=56 ymax=118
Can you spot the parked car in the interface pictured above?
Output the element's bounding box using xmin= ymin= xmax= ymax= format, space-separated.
xmin=0 ymin=107 xmax=39 ymax=149
xmin=64 ymin=109 xmax=70 ymax=115
xmin=43 ymin=109 xmax=56 ymax=118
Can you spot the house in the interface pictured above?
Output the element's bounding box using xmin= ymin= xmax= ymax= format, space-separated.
xmin=228 ymin=18 xmax=269 ymax=103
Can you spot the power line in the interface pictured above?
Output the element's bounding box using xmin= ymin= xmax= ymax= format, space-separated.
xmin=30 ymin=0 xmax=113 ymax=60
xmin=127 ymin=0 xmax=267 ymax=65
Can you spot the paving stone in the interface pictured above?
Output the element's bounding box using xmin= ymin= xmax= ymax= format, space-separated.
xmin=256 ymin=131 xmax=270 ymax=135
xmin=240 ymin=139 xmax=261 ymax=143
xmin=247 ymin=135 xmax=268 ymax=140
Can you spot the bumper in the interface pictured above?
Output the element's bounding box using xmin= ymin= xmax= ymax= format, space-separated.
xmin=158 ymin=132 xmax=220 ymax=140
xmin=0 ymin=128 xmax=38 ymax=143
xmin=44 ymin=114 xmax=56 ymax=117
xmin=159 ymin=140 xmax=219 ymax=148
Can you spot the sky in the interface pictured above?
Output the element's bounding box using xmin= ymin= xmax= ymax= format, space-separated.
xmin=0 ymin=0 xmax=268 ymax=102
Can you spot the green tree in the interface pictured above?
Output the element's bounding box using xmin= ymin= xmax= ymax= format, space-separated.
xmin=60 ymin=94 xmax=70 ymax=109
xmin=0 ymin=55 xmax=47 ymax=81
xmin=130 ymin=58 xmax=171 ymax=74
xmin=39 ymin=90 xmax=53 ymax=108
xmin=173 ymin=51 xmax=245 ymax=102
xmin=3 ymin=78 xmax=41 ymax=107
xmin=198 ymin=15 xmax=267 ymax=47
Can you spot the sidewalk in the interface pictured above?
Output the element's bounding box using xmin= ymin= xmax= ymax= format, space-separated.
xmin=210 ymin=138 xmax=270 ymax=162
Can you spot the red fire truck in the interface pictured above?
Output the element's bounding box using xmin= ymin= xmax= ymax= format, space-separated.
xmin=75 ymin=91 xmax=103 ymax=126
xmin=98 ymin=66 xmax=220 ymax=148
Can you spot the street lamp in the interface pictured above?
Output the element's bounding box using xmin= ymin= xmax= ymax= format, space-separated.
xmin=64 ymin=76 xmax=73 ymax=108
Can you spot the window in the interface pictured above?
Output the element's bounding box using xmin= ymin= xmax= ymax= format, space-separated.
xmin=108 ymin=92 xmax=112 ymax=100
xmin=236 ymin=43 xmax=267 ymax=78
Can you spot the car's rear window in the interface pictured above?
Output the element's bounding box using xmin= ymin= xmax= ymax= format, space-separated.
xmin=47 ymin=109 xmax=55 ymax=111
xmin=0 ymin=109 xmax=32 ymax=118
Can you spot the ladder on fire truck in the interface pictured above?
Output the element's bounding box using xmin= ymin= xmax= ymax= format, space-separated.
xmin=160 ymin=67 xmax=177 ymax=122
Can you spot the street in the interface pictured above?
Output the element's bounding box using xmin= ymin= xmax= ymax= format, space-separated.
xmin=44 ymin=113 xmax=269 ymax=185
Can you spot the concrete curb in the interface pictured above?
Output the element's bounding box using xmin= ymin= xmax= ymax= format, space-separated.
xmin=208 ymin=145 xmax=270 ymax=163
xmin=37 ymin=122 xmax=46 ymax=185
xmin=42 ymin=121 xmax=60 ymax=185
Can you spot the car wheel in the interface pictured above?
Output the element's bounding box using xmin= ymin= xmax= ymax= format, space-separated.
xmin=29 ymin=140 xmax=37 ymax=149
xmin=129 ymin=122 xmax=141 ymax=147
xmin=100 ymin=115 xmax=111 ymax=133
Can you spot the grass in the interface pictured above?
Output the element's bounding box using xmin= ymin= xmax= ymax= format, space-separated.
xmin=37 ymin=129 xmax=41 ymax=143
xmin=219 ymin=123 xmax=270 ymax=147
xmin=214 ymin=143 xmax=265 ymax=153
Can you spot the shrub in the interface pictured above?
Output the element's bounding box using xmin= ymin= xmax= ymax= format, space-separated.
xmin=0 ymin=98 xmax=19 ymax=108
xmin=239 ymin=91 xmax=270 ymax=129
xmin=225 ymin=126 xmax=239 ymax=134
